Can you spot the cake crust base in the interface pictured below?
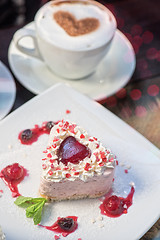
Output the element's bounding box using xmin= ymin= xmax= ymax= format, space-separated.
xmin=40 ymin=190 xmax=111 ymax=202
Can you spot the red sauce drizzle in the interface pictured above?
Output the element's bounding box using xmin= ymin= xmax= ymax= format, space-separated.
xmin=0 ymin=163 xmax=28 ymax=197
xmin=39 ymin=216 xmax=78 ymax=237
xmin=100 ymin=187 xmax=135 ymax=217
xmin=18 ymin=121 xmax=57 ymax=145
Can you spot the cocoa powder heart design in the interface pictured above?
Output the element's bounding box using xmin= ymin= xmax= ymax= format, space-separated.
xmin=54 ymin=10 xmax=99 ymax=36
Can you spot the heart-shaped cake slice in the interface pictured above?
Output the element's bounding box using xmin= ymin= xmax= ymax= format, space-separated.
xmin=39 ymin=120 xmax=116 ymax=201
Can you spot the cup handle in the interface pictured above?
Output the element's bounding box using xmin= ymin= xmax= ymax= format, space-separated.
xmin=13 ymin=28 xmax=43 ymax=60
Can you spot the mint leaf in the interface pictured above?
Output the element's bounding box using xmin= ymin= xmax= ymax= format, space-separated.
xmin=14 ymin=196 xmax=33 ymax=206
xmin=26 ymin=202 xmax=40 ymax=218
xmin=31 ymin=198 xmax=46 ymax=202
xmin=18 ymin=202 xmax=34 ymax=209
xmin=27 ymin=198 xmax=46 ymax=204
xmin=33 ymin=205 xmax=43 ymax=225
xmin=14 ymin=196 xmax=47 ymax=225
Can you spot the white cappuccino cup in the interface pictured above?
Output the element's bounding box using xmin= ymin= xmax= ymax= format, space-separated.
xmin=13 ymin=0 xmax=117 ymax=79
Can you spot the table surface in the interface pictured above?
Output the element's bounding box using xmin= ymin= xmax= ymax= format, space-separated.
xmin=0 ymin=0 xmax=160 ymax=239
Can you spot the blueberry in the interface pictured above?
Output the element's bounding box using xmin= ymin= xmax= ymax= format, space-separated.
xmin=57 ymin=217 xmax=74 ymax=231
xmin=21 ymin=129 xmax=32 ymax=140
xmin=45 ymin=121 xmax=54 ymax=131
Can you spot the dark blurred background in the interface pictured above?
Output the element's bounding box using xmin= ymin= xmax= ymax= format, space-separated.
xmin=0 ymin=0 xmax=43 ymax=28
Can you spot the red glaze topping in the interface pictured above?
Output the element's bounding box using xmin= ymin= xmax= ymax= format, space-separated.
xmin=0 ymin=163 xmax=28 ymax=197
xmin=100 ymin=187 xmax=135 ymax=217
xmin=58 ymin=136 xmax=90 ymax=165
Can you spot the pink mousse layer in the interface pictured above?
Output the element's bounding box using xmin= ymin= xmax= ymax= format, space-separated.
xmin=39 ymin=167 xmax=115 ymax=200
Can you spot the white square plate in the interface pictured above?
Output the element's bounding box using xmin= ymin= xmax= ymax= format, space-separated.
xmin=0 ymin=83 xmax=160 ymax=240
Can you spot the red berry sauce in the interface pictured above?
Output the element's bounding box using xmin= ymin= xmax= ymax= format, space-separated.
xmin=18 ymin=121 xmax=56 ymax=145
xmin=58 ymin=136 xmax=90 ymax=165
xmin=0 ymin=163 xmax=28 ymax=197
xmin=100 ymin=187 xmax=135 ymax=217
xmin=39 ymin=216 xmax=78 ymax=237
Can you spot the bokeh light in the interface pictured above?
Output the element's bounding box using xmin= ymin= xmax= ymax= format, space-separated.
xmin=130 ymin=89 xmax=142 ymax=101
xmin=147 ymin=84 xmax=159 ymax=96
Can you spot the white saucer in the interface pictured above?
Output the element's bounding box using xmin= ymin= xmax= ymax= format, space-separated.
xmin=8 ymin=22 xmax=135 ymax=100
xmin=0 ymin=61 xmax=16 ymax=120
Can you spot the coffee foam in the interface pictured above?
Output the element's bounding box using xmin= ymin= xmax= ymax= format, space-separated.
xmin=35 ymin=0 xmax=116 ymax=51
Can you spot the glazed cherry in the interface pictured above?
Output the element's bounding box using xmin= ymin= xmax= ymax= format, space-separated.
xmin=21 ymin=129 xmax=33 ymax=140
xmin=58 ymin=136 xmax=90 ymax=165
xmin=57 ymin=218 xmax=74 ymax=231
xmin=45 ymin=121 xmax=55 ymax=131
xmin=104 ymin=195 xmax=124 ymax=216
xmin=39 ymin=216 xmax=78 ymax=236
xmin=3 ymin=163 xmax=24 ymax=180
xmin=0 ymin=163 xmax=28 ymax=197
xmin=100 ymin=187 xmax=135 ymax=218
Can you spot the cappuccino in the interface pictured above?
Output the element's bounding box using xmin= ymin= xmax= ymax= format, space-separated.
xmin=35 ymin=0 xmax=116 ymax=51
xmin=14 ymin=0 xmax=117 ymax=79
